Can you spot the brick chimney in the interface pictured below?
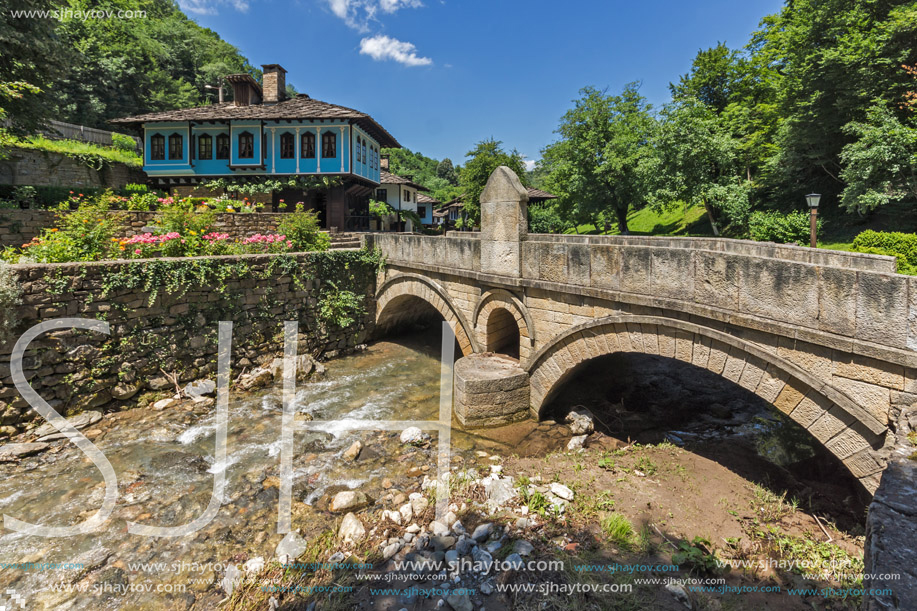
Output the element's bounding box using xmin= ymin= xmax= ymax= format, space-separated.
xmin=261 ymin=64 xmax=287 ymax=104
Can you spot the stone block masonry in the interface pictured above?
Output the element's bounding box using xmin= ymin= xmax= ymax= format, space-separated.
xmin=0 ymin=147 xmax=145 ymax=190
xmin=0 ymin=250 xmax=378 ymax=432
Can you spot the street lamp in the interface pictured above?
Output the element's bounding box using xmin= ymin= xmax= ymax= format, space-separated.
xmin=806 ymin=193 xmax=821 ymax=248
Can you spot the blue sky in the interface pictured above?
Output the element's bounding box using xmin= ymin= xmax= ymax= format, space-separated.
xmin=182 ymin=0 xmax=784 ymax=168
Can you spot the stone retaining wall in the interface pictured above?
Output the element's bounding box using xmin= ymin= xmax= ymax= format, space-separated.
xmin=0 ymin=147 xmax=146 ymax=190
xmin=0 ymin=210 xmax=291 ymax=249
xmin=0 ymin=251 xmax=377 ymax=432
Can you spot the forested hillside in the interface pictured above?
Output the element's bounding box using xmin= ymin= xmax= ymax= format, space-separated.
xmin=0 ymin=0 xmax=257 ymax=132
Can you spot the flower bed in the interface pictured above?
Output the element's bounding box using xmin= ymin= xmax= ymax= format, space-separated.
xmin=1 ymin=199 xmax=329 ymax=264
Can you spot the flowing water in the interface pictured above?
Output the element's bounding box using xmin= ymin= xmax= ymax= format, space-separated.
xmin=0 ymin=333 xmax=862 ymax=610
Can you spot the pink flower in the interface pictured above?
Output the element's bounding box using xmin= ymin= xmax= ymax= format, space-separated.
xmin=134 ymin=249 xmax=141 ymax=255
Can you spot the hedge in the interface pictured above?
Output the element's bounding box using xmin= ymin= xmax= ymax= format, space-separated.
xmin=852 ymin=230 xmax=917 ymax=275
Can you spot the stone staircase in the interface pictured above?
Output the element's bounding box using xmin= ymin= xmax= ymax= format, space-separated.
xmin=328 ymin=232 xmax=362 ymax=249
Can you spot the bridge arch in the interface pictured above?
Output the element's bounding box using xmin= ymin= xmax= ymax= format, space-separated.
xmin=375 ymin=273 xmax=480 ymax=356
xmin=473 ymin=289 xmax=535 ymax=361
xmin=525 ymin=315 xmax=889 ymax=492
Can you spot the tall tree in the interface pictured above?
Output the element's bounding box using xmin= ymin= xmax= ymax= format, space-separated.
xmin=436 ymin=158 xmax=458 ymax=185
xmin=540 ymin=85 xmax=657 ymax=234
xmin=652 ymin=98 xmax=750 ymax=236
xmin=459 ymin=139 xmax=527 ymax=224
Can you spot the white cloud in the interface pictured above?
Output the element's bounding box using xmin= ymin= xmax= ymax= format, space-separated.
xmin=325 ymin=0 xmax=422 ymax=31
xmin=359 ymin=34 xmax=432 ymax=67
xmin=180 ymin=0 xmax=249 ymax=15
xmin=523 ymin=160 xmax=536 ymax=171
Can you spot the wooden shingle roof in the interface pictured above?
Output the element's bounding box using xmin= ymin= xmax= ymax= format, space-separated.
xmin=111 ymin=95 xmax=400 ymax=148
xmin=380 ymin=170 xmax=429 ymax=191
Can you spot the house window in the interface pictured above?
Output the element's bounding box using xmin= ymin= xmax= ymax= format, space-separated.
xmin=404 ymin=190 xmax=411 ymax=203
xmin=216 ymin=133 xmax=230 ymax=159
xmin=168 ymin=133 xmax=183 ymax=160
xmin=280 ymin=132 xmax=294 ymax=159
xmin=363 ymin=140 xmax=368 ymax=165
xmin=376 ymin=189 xmax=387 ymax=201
xmin=373 ymin=147 xmax=378 ymax=170
xmin=150 ymin=134 xmax=165 ymax=160
xmin=322 ymin=131 xmax=336 ymax=158
xmin=301 ymin=132 xmax=315 ymax=158
xmin=238 ymin=131 xmax=254 ymax=159
xmin=198 ymin=134 xmax=212 ymax=160
xmin=418 ymin=206 xmax=427 ymax=219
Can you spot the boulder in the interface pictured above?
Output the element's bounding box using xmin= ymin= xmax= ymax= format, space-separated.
xmin=567 ymin=435 xmax=588 ymax=450
xmin=338 ymin=513 xmax=366 ymax=544
xmin=549 ymin=482 xmax=574 ymax=501
xmin=399 ymin=426 xmax=424 ymax=445
xmin=32 ymin=411 xmax=101 ymax=438
xmin=239 ymin=368 xmax=273 ymax=391
xmin=565 ymin=407 xmax=594 ymax=435
xmin=0 ymin=442 xmax=49 ymax=459
xmin=330 ymin=490 xmax=369 ymax=513
xmin=342 ymin=440 xmax=362 ymax=462
xmin=184 ymin=379 xmax=216 ymax=398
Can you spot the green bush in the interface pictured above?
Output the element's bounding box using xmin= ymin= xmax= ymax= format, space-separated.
xmin=277 ymin=204 xmax=330 ymax=251
xmin=154 ymin=200 xmax=216 ymax=256
xmin=852 ymin=230 xmax=917 ymax=274
xmin=121 ymin=183 xmax=149 ymax=196
xmin=317 ymin=283 xmax=365 ymax=329
xmin=528 ymin=204 xmax=566 ymax=233
xmin=0 ymin=185 xmax=106 ymax=209
xmin=0 ymin=262 xmax=21 ymax=344
xmin=111 ymin=132 xmax=138 ymax=153
xmin=748 ymin=210 xmax=821 ymax=244
xmin=4 ymin=200 xmax=123 ymax=263
xmin=124 ymin=192 xmax=158 ymax=211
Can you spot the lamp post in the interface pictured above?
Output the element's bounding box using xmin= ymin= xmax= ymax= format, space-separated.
xmin=806 ymin=193 xmax=821 ymax=248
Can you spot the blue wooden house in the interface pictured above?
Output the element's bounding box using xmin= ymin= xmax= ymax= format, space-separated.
xmin=111 ymin=64 xmax=400 ymax=230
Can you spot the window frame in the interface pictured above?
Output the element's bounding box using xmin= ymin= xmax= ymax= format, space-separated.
xmin=279 ymin=132 xmax=295 ymax=159
xmin=150 ymin=134 xmax=165 ymax=161
xmin=216 ymin=133 xmax=230 ymax=159
xmin=198 ymin=134 xmax=213 ymax=160
xmin=322 ymin=131 xmax=336 ymax=159
xmin=168 ymin=133 xmax=183 ymax=161
xmin=301 ymin=132 xmax=315 ymax=158
xmin=238 ymin=131 xmax=254 ymax=160
xmin=376 ymin=189 xmax=387 ymax=202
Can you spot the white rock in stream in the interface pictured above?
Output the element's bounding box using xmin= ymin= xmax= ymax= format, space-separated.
xmin=33 ymin=411 xmax=102 ymax=439
xmin=330 ymin=490 xmax=369 ymax=512
xmin=221 ymin=564 xmax=243 ymax=595
xmin=244 ymin=557 xmax=265 ymax=574
xmin=400 ymin=426 xmax=424 ymax=445
xmin=275 ymin=532 xmax=307 ymax=563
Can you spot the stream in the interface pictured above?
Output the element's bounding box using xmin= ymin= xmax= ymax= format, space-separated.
xmin=0 ymin=332 xmax=864 ymax=609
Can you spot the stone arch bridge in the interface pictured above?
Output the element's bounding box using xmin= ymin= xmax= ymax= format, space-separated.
xmin=364 ymin=167 xmax=917 ymax=494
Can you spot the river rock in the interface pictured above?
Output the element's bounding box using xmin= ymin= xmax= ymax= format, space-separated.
xmin=549 ymin=482 xmax=574 ymax=501
xmin=32 ymin=411 xmax=102 ymax=438
xmin=382 ymin=542 xmax=401 ymax=560
xmin=399 ymin=502 xmax=413 ymax=523
xmin=472 ymin=547 xmax=493 ymax=575
xmin=342 ymin=440 xmax=362 ymax=462
xmin=504 ymin=553 xmax=524 ymax=570
xmin=567 ymin=435 xmax=588 ymax=450
xmin=330 ymin=490 xmax=369 ymax=512
xmin=239 ymin=367 xmax=273 ymax=390
xmin=221 ymin=564 xmax=243 ymax=595
xmin=275 ymin=531 xmax=307 ymax=563
xmin=485 ymin=477 xmax=517 ymax=507
xmin=184 ymin=379 xmax=216 ymax=398
xmin=513 ymin=540 xmax=534 ymax=556
xmin=339 ymin=513 xmax=366 ymax=544
xmin=0 ymin=442 xmax=49 ymax=459
xmin=471 ymin=523 xmax=493 ymax=542
xmin=430 ymin=520 xmax=449 ymax=536
xmin=152 ymin=397 xmax=179 ymax=411
xmin=400 ymin=426 xmax=424 ymax=445
xmin=112 ymin=382 xmax=141 ymax=401
xmin=445 ymin=593 xmax=473 ymax=611
xmin=383 ymin=509 xmax=402 ymax=525
xmin=665 ymin=582 xmax=691 ymax=608
xmin=565 ymin=407 xmax=594 ymax=435
xmin=244 ymin=556 xmax=265 ymax=574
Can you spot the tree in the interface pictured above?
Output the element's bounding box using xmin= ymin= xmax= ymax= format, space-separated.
xmin=652 ymin=98 xmax=751 ymax=236
xmin=436 ymin=158 xmax=458 ymax=185
xmin=459 ymin=139 xmax=527 ymax=224
xmin=0 ymin=0 xmax=69 ymax=132
xmin=839 ymin=103 xmax=917 ymax=214
xmin=540 ymin=85 xmax=657 ymax=234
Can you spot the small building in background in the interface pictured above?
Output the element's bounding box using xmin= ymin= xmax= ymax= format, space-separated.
xmin=433 ymin=187 xmax=556 ymax=229
xmin=375 ymin=156 xmax=431 ymax=232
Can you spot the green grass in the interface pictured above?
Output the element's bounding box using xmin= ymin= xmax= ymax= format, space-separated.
xmin=11 ymin=135 xmax=142 ymax=167
xmin=567 ymin=202 xmax=713 ymax=236
xmin=601 ymin=512 xmax=635 ymax=548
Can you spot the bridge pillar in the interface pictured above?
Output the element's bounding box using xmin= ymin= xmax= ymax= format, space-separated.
xmin=479 ymin=166 xmax=529 ymax=278
xmin=453 ymin=353 xmax=530 ymax=428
